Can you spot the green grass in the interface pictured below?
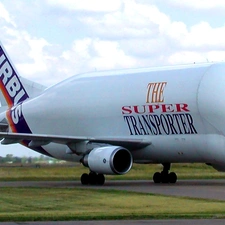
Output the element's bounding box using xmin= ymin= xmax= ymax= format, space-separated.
xmin=0 ymin=187 xmax=224 ymax=221
xmin=0 ymin=164 xmax=224 ymax=221
xmin=0 ymin=163 xmax=224 ymax=181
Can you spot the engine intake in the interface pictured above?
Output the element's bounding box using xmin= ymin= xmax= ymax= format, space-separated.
xmin=82 ymin=146 xmax=133 ymax=175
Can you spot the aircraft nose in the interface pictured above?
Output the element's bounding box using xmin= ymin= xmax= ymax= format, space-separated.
xmin=198 ymin=63 xmax=225 ymax=134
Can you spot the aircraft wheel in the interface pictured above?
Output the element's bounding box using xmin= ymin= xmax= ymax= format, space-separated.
xmin=153 ymin=172 xmax=161 ymax=183
xmin=97 ymin=174 xmax=105 ymax=185
xmin=81 ymin=173 xmax=89 ymax=185
xmin=161 ymin=171 xmax=169 ymax=183
xmin=81 ymin=172 xmax=106 ymax=185
xmin=169 ymin=172 xmax=177 ymax=183
xmin=153 ymin=163 xmax=178 ymax=184
xmin=89 ymin=172 xmax=97 ymax=185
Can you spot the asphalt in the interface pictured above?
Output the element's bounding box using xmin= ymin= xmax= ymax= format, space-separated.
xmin=1 ymin=179 xmax=225 ymax=225
xmin=0 ymin=179 xmax=225 ymax=200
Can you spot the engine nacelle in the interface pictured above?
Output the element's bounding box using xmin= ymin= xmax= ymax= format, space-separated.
xmin=82 ymin=146 xmax=133 ymax=175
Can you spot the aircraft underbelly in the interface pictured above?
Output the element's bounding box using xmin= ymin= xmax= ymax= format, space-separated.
xmin=132 ymin=134 xmax=225 ymax=164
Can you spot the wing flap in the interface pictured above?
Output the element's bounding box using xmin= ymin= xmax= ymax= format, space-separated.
xmin=0 ymin=132 xmax=151 ymax=150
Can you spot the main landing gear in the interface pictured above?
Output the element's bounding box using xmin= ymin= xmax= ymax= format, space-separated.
xmin=153 ymin=163 xmax=177 ymax=184
xmin=81 ymin=172 xmax=105 ymax=185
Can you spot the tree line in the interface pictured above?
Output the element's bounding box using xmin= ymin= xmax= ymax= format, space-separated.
xmin=0 ymin=154 xmax=58 ymax=164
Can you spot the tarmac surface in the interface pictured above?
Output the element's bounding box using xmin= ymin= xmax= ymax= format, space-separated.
xmin=0 ymin=179 xmax=225 ymax=200
xmin=1 ymin=179 xmax=225 ymax=225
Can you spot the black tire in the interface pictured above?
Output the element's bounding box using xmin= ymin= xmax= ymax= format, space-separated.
xmin=97 ymin=174 xmax=105 ymax=185
xmin=81 ymin=173 xmax=89 ymax=185
xmin=89 ymin=172 xmax=97 ymax=185
xmin=153 ymin=172 xmax=161 ymax=183
xmin=161 ymin=171 xmax=169 ymax=183
xmin=169 ymin=172 xmax=177 ymax=183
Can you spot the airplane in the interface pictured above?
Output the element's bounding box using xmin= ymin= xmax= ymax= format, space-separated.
xmin=0 ymin=41 xmax=225 ymax=185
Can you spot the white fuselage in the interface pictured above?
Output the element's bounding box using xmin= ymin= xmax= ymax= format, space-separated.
xmin=8 ymin=63 xmax=225 ymax=168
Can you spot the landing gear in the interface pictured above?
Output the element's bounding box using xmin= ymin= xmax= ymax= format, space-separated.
xmin=153 ymin=163 xmax=177 ymax=184
xmin=81 ymin=172 xmax=105 ymax=185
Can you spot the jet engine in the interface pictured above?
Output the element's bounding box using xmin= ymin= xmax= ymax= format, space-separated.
xmin=81 ymin=146 xmax=133 ymax=175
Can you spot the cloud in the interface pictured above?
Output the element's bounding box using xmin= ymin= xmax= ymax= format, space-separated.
xmin=0 ymin=2 xmax=16 ymax=26
xmin=0 ymin=24 xmax=56 ymax=85
xmin=168 ymin=51 xmax=205 ymax=64
xmin=17 ymin=38 xmax=50 ymax=75
xmin=59 ymin=38 xmax=137 ymax=74
xmin=46 ymin=0 xmax=122 ymax=12
xmin=80 ymin=0 xmax=170 ymax=39
xmin=1 ymin=0 xmax=225 ymax=89
xmin=89 ymin=39 xmax=137 ymax=69
xmin=167 ymin=0 xmax=225 ymax=9
xmin=179 ymin=22 xmax=225 ymax=50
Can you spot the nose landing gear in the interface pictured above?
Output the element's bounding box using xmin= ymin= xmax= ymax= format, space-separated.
xmin=153 ymin=163 xmax=177 ymax=184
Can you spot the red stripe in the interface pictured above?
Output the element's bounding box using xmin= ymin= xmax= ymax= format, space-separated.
xmin=6 ymin=109 xmax=17 ymax=133
xmin=0 ymin=81 xmax=13 ymax=107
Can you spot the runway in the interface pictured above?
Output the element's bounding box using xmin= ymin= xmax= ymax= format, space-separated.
xmin=1 ymin=179 xmax=225 ymax=225
xmin=0 ymin=179 xmax=225 ymax=200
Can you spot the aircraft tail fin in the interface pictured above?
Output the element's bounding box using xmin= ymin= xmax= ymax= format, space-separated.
xmin=0 ymin=41 xmax=46 ymax=107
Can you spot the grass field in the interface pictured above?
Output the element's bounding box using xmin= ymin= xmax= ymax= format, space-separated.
xmin=0 ymin=187 xmax=225 ymax=221
xmin=0 ymin=163 xmax=224 ymax=181
xmin=0 ymin=163 xmax=224 ymax=221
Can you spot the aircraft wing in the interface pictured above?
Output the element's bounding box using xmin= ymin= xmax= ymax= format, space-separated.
xmin=0 ymin=132 xmax=151 ymax=150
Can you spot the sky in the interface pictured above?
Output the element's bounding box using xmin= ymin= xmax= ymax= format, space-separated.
xmin=0 ymin=0 xmax=225 ymax=156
